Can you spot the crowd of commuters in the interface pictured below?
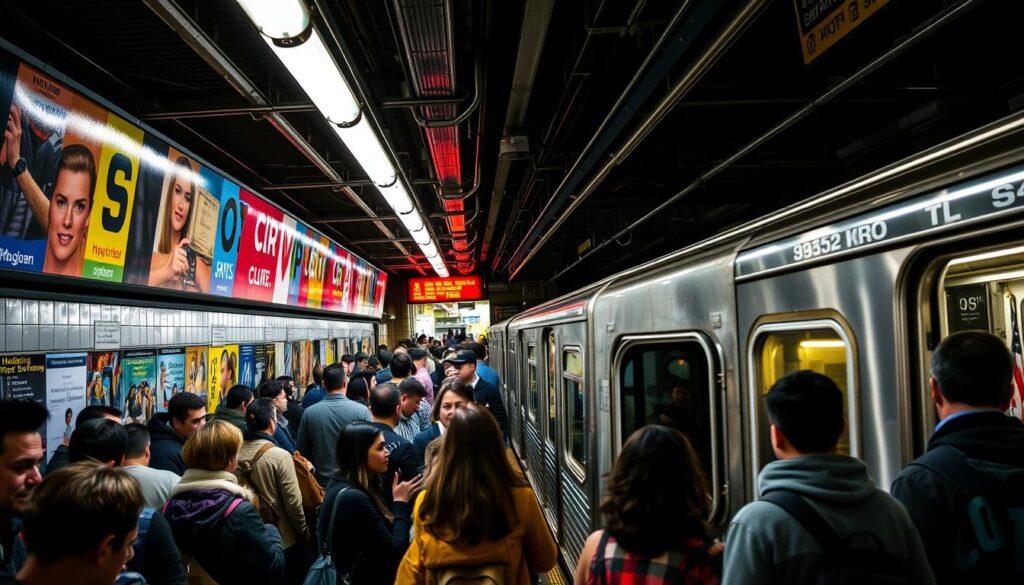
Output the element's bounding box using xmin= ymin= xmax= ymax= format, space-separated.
xmin=0 ymin=330 xmax=1021 ymax=585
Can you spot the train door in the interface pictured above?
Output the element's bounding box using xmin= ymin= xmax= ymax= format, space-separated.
xmin=522 ymin=329 xmax=544 ymax=489
xmin=508 ymin=334 xmax=523 ymax=453
xmin=746 ymin=316 xmax=858 ymax=481
xmin=540 ymin=328 xmax=561 ymax=537
xmin=612 ymin=332 xmax=725 ymax=520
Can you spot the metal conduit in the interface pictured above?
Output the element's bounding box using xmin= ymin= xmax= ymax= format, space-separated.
xmin=507 ymin=0 xmax=769 ymax=280
xmin=503 ymin=0 xmax=728 ymax=278
xmin=542 ymin=0 xmax=982 ymax=286
xmin=143 ymin=0 xmax=416 ymax=268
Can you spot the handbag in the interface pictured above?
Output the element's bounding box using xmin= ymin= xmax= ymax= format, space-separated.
xmin=303 ymin=487 xmax=350 ymax=585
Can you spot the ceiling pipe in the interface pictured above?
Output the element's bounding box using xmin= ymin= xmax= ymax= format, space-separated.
xmin=502 ymin=0 xmax=736 ymax=280
xmin=479 ymin=0 xmax=555 ymax=264
xmin=143 ymin=0 xmax=416 ymax=265
xmin=507 ymin=0 xmax=769 ymax=280
xmin=543 ymin=0 xmax=981 ymax=286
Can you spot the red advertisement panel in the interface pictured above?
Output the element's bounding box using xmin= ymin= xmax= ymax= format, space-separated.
xmin=408 ymin=275 xmax=484 ymax=303
xmin=234 ymin=190 xmax=284 ymax=303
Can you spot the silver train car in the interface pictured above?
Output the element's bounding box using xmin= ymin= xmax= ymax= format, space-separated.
xmin=488 ymin=111 xmax=1024 ymax=571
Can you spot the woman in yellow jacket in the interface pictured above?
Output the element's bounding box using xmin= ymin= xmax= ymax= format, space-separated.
xmin=396 ymin=403 xmax=557 ymax=585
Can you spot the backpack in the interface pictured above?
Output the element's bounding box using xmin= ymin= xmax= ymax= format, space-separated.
xmin=125 ymin=507 xmax=155 ymax=573
xmin=434 ymin=564 xmax=506 ymax=585
xmin=236 ymin=442 xmax=279 ymax=526
xmin=303 ymin=487 xmax=350 ymax=585
xmin=163 ymin=496 xmax=245 ymax=585
xmin=761 ymin=490 xmax=916 ymax=585
xmin=294 ymin=450 xmax=325 ymax=514
xmin=910 ymin=445 xmax=1024 ymax=580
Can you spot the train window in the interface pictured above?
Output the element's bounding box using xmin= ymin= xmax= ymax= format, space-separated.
xmin=527 ymin=344 xmax=538 ymax=421
xmin=546 ymin=330 xmax=557 ymax=439
xmin=749 ymin=320 xmax=857 ymax=474
xmin=563 ymin=348 xmax=585 ymax=477
xmin=616 ymin=338 xmax=715 ymax=479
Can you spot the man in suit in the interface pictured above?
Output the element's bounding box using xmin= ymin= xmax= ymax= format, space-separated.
xmin=446 ymin=349 xmax=508 ymax=440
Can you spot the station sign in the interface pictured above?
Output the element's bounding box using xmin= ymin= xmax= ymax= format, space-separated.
xmin=792 ymin=0 xmax=889 ymax=64
xmin=736 ymin=163 xmax=1024 ymax=279
xmin=0 ymin=45 xmax=386 ymax=318
xmin=408 ymin=275 xmax=484 ymax=303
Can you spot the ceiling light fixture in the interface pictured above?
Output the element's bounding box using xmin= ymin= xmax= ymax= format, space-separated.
xmin=237 ymin=0 xmax=447 ymax=276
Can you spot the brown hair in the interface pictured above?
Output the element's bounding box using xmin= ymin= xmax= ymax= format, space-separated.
xmin=157 ymin=156 xmax=195 ymax=253
xmin=418 ymin=403 xmax=526 ymax=545
xmin=58 ymin=144 xmax=97 ymax=206
xmin=335 ymin=422 xmax=391 ymax=519
xmin=22 ymin=461 xmax=143 ymax=564
xmin=182 ymin=420 xmax=241 ymax=471
xmin=430 ymin=377 xmax=475 ymax=423
xmin=600 ymin=425 xmax=709 ymax=556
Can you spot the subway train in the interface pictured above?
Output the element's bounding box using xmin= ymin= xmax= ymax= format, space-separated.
xmin=487 ymin=111 xmax=1024 ymax=571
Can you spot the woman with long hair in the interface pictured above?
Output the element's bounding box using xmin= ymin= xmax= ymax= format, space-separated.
xmin=346 ymin=371 xmax=374 ymax=406
xmin=149 ymin=156 xmax=209 ymax=291
xmin=163 ymin=420 xmax=285 ymax=584
xmin=318 ymin=422 xmax=424 ymax=585
xmin=573 ymin=425 xmax=720 ymax=585
xmin=411 ymin=377 xmax=473 ymax=465
xmin=396 ymin=403 xmax=556 ymax=585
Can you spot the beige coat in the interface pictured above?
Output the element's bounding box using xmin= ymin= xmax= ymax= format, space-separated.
xmin=236 ymin=437 xmax=308 ymax=548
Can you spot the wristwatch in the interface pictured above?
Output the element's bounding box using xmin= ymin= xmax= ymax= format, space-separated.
xmin=12 ymin=158 xmax=27 ymax=177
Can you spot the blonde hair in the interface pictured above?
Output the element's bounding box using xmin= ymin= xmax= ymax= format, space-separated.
xmin=182 ymin=420 xmax=241 ymax=471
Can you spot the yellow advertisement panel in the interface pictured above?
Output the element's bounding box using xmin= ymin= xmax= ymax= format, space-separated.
xmin=793 ymin=0 xmax=889 ymax=64
xmin=82 ymin=113 xmax=143 ymax=282
xmin=207 ymin=345 xmax=238 ymax=413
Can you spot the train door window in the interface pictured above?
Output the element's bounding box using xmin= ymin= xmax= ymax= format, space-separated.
xmin=749 ymin=320 xmax=857 ymax=475
xmin=527 ymin=344 xmax=538 ymax=421
xmin=615 ymin=335 xmax=717 ymax=491
xmin=563 ymin=348 xmax=585 ymax=477
xmin=931 ymin=245 xmax=1024 ymax=425
xmin=545 ymin=329 xmax=557 ymax=439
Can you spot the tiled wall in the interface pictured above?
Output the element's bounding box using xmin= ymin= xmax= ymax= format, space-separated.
xmin=0 ymin=297 xmax=375 ymax=353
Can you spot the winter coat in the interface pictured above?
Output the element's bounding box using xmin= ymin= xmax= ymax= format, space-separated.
xmin=210 ymin=404 xmax=247 ymax=434
xmin=891 ymin=410 xmax=1024 ymax=585
xmin=148 ymin=412 xmax=187 ymax=475
xmin=163 ymin=469 xmax=286 ymax=585
xmin=236 ymin=432 xmax=308 ymax=548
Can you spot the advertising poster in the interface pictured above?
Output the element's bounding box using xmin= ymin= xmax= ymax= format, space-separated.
xmin=234 ymin=190 xmax=282 ymax=304
xmin=303 ymin=232 xmax=329 ymax=309
xmin=238 ymin=344 xmax=255 ymax=389
xmin=121 ymin=133 xmax=170 ymax=286
xmin=209 ymin=178 xmax=241 ymax=297
xmin=44 ymin=352 xmax=87 ymax=466
xmin=326 ymin=338 xmax=336 ymax=364
xmin=0 ymin=353 xmax=46 ymax=455
xmin=267 ymin=343 xmax=278 ymax=382
xmin=373 ymin=272 xmax=387 ymax=316
xmin=147 ymin=147 xmax=205 ymax=292
xmin=208 ymin=344 xmax=239 ymax=413
xmin=0 ymin=62 xmax=71 ymax=274
xmin=322 ymin=245 xmax=345 ymax=312
xmin=272 ymin=215 xmax=298 ymax=305
xmin=157 ymin=347 xmax=185 ymax=410
xmin=120 ymin=350 xmax=156 ymax=424
xmin=285 ymin=341 xmax=296 ymax=383
xmin=299 ymin=340 xmax=313 ymax=389
xmin=254 ymin=344 xmax=267 ymax=386
xmin=184 ymin=346 xmax=208 ymax=401
xmin=87 ymin=351 xmax=119 ymax=407
xmin=81 ymin=111 xmax=143 ymax=283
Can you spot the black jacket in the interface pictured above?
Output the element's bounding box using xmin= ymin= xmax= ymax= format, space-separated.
xmin=412 ymin=423 xmax=443 ymax=470
xmin=891 ymin=411 xmax=1024 ymax=584
xmin=44 ymin=445 xmax=68 ymax=476
xmin=164 ymin=485 xmax=285 ymax=585
xmin=127 ymin=510 xmax=186 ymax=585
xmin=147 ymin=413 xmax=187 ymax=475
xmin=284 ymin=401 xmax=304 ymax=436
xmin=368 ymin=422 xmax=420 ymax=502
xmin=472 ymin=378 xmax=509 ymax=439
xmin=317 ymin=479 xmax=411 ymax=585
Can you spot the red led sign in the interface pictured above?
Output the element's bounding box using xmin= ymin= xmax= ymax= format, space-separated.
xmin=408 ymin=275 xmax=484 ymax=303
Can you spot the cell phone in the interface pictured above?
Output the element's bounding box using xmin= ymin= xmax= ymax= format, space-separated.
xmin=181 ymin=246 xmax=197 ymax=288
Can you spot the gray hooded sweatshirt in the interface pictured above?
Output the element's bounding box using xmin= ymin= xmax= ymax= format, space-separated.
xmin=722 ymin=454 xmax=935 ymax=585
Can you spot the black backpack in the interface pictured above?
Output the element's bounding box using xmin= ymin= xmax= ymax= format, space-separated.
xmin=761 ymin=491 xmax=916 ymax=585
xmin=909 ymin=445 xmax=1024 ymax=581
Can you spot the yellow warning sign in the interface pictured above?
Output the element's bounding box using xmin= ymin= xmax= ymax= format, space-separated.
xmin=793 ymin=0 xmax=890 ymax=65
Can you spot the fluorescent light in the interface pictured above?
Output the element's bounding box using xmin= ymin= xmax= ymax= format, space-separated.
xmin=378 ymin=182 xmax=414 ymax=214
xmin=265 ymin=29 xmax=360 ymax=126
xmin=420 ymin=241 xmax=438 ymax=258
xmin=949 ymin=245 xmax=1024 ymax=266
xmin=333 ymin=119 xmax=397 ymax=187
xmin=410 ymin=227 xmax=431 ymax=246
xmin=236 ymin=0 xmax=309 ymax=40
xmin=799 ymin=340 xmax=845 ymax=349
xmin=398 ymin=210 xmax=424 ymax=233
